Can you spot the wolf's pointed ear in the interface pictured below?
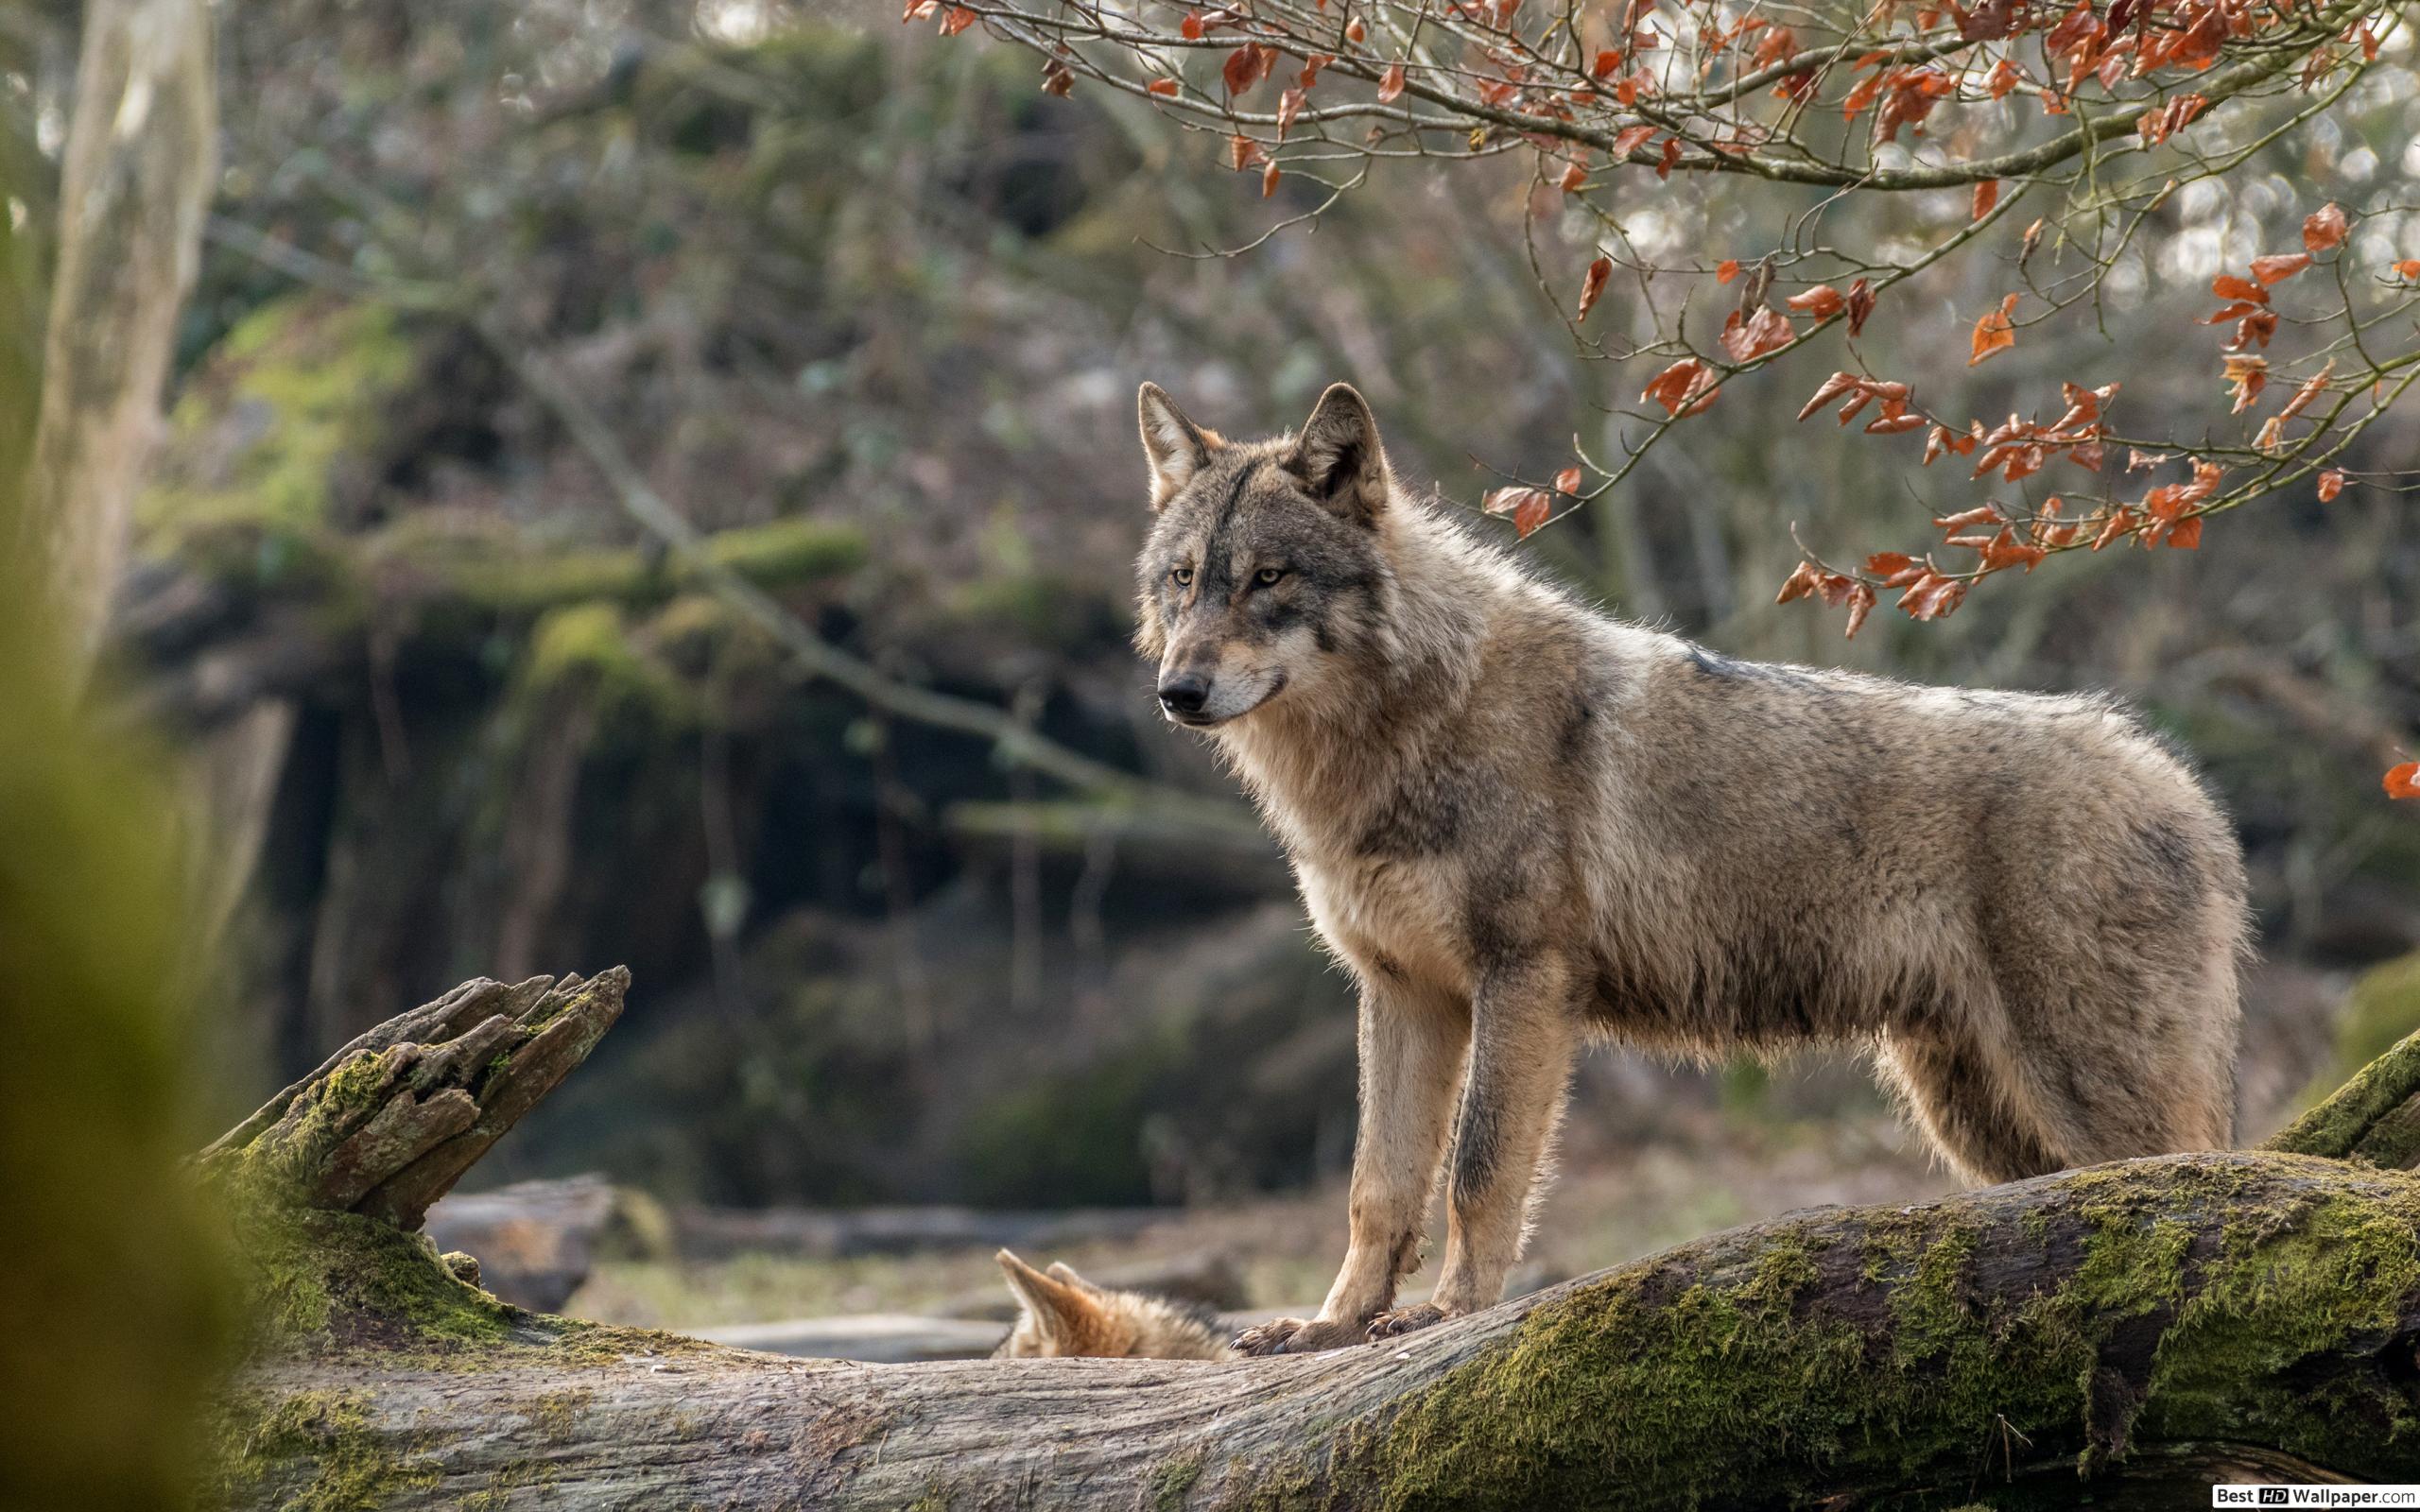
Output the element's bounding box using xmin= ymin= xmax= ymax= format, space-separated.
xmin=1138 ymin=383 xmax=1218 ymax=508
xmin=997 ymin=1248 xmax=1103 ymax=1346
xmin=1288 ymin=382 xmax=1389 ymax=525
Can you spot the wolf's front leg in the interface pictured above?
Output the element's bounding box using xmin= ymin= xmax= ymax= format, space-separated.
xmin=1370 ymin=959 xmax=1576 ymax=1341
xmin=1234 ymin=975 xmax=1467 ymax=1357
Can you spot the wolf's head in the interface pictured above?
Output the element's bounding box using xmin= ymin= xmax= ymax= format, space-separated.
xmin=991 ymin=1249 xmax=1233 ymax=1361
xmin=1132 ymin=382 xmax=1396 ymax=730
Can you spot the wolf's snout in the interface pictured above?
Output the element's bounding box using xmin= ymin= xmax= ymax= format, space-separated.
xmin=1157 ymin=672 xmax=1211 ymax=717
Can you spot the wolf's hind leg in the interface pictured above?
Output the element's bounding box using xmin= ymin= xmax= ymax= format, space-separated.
xmin=1235 ymin=973 xmax=1468 ymax=1357
xmin=1877 ymin=1022 xmax=2068 ymax=1186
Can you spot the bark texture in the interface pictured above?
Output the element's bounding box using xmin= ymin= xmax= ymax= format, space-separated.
xmin=15 ymin=0 xmax=216 ymax=679
xmin=205 ymin=978 xmax=2420 ymax=1511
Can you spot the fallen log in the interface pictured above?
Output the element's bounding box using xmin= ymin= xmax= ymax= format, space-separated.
xmin=204 ymin=971 xmax=2420 ymax=1508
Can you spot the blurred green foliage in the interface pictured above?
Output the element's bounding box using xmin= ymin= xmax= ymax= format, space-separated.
xmin=0 ymin=526 xmax=234 ymax=1503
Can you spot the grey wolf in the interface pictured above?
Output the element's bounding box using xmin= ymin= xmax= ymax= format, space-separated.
xmin=1132 ymin=381 xmax=2247 ymax=1355
xmin=992 ymin=1249 xmax=1234 ymax=1360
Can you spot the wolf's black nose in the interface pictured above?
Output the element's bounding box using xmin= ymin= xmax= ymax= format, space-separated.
xmin=1158 ymin=674 xmax=1210 ymax=716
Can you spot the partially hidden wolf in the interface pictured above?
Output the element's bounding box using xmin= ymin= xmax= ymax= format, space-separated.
xmin=992 ymin=1249 xmax=1234 ymax=1360
xmin=1132 ymin=381 xmax=2248 ymax=1356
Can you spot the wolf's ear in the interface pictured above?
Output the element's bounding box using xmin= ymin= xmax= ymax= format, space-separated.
xmin=1287 ymin=382 xmax=1389 ymax=525
xmin=1138 ymin=383 xmax=1218 ymax=508
xmin=997 ymin=1248 xmax=1104 ymax=1348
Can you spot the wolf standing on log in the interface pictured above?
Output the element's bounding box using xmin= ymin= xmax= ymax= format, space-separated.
xmin=1132 ymin=381 xmax=2247 ymax=1355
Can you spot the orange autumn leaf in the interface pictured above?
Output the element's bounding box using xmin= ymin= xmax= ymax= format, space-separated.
xmin=1786 ymin=284 xmax=1844 ymax=318
xmin=1262 ymin=160 xmax=1281 ymax=197
xmin=2318 ymin=469 xmax=2345 ymax=502
xmin=1642 ymin=357 xmax=1719 ymax=416
xmin=1554 ymin=467 xmax=1584 ymax=495
xmin=938 ymin=7 xmax=978 ymax=35
xmin=1578 ymin=255 xmax=1613 ymax=321
xmin=2304 ymin=203 xmax=2349 ymax=253
xmin=1376 ymin=63 xmax=1406 ymax=102
xmin=1560 ymin=157 xmax=1589 ymax=193
xmin=1483 ymin=486 xmax=1553 ymax=538
xmin=1972 ymin=179 xmax=1999 ymax=219
xmin=2250 ymin=251 xmax=2312 ymax=285
xmin=1717 ymin=259 xmax=1740 ymax=284
xmin=1843 ymin=582 xmax=1877 ymax=639
xmin=1968 ymin=293 xmax=2019 ymax=366
xmin=1845 ymin=278 xmax=1876 ymax=336
xmin=2387 ymin=762 xmax=2420 ymax=800
xmin=1223 ymin=42 xmax=1274 ymax=96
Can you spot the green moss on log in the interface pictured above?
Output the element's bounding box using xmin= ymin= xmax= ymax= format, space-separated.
xmin=1224 ymin=1155 xmax=2420 ymax=1510
xmin=208 ymin=1389 xmax=439 ymax=1512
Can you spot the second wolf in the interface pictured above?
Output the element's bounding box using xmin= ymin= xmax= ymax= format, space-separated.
xmin=1132 ymin=381 xmax=2246 ymax=1355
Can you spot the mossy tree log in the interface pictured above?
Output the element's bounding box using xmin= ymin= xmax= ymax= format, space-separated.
xmin=210 ymin=976 xmax=2420 ymax=1510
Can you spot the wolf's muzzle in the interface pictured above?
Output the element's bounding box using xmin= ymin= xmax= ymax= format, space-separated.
xmin=1157 ymin=671 xmax=1211 ymax=719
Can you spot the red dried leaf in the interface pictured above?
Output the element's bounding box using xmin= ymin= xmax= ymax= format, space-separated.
xmin=1560 ymin=157 xmax=1588 ymax=193
xmin=1612 ymin=124 xmax=1657 ymax=159
xmin=1786 ymin=284 xmax=1845 ymax=318
xmin=1147 ymin=77 xmax=1181 ymax=96
xmin=2304 ymin=203 xmax=2349 ymax=253
xmin=1377 ymin=63 xmax=1407 ymax=102
xmin=1277 ymin=87 xmax=1305 ymax=133
xmin=1717 ymin=259 xmax=1740 ymax=284
xmin=1845 ymin=279 xmax=1876 ymax=336
xmin=1843 ymin=582 xmax=1877 ymax=638
xmin=1578 ymin=255 xmax=1613 ymax=321
xmin=1720 ymin=305 xmax=1794 ymax=364
xmin=1483 ymin=487 xmax=1553 ymax=538
xmin=1643 ymin=358 xmax=1719 ymax=416
xmin=1968 ymin=293 xmax=2019 ymax=367
xmin=1554 ymin=467 xmax=1584 ymax=495
xmin=2318 ymin=469 xmax=2345 ymax=502
xmin=938 ymin=7 xmax=978 ymax=34
xmin=1262 ymin=160 xmax=1281 ymax=198
xmin=1797 ymin=372 xmax=1862 ymax=422
xmin=1298 ymin=54 xmax=1335 ymax=89
xmin=1224 ymin=43 xmax=1274 ymax=96
xmin=2386 ymin=762 xmax=2420 ymax=799
xmin=1972 ymin=179 xmax=1999 ymax=219
xmin=2250 ymin=251 xmax=2312 ymax=285
xmin=1182 ymin=9 xmax=1206 ymax=39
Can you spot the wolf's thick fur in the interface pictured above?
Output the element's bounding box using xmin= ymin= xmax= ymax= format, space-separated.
xmin=1132 ymin=382 xmax=2248 ymax=1355
xmin=992 ymin=1250 xmax=1235 ymax=1360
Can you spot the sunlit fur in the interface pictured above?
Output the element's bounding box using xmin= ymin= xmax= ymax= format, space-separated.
xmin=1133 ymin=381 xmax=2250 ymax=1357
xmin=991 ymin=1250 xmax=1233 ymax=1361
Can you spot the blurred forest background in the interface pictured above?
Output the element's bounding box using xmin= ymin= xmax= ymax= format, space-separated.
xmin=10 ymin=0 xmax=2420 ymax=1332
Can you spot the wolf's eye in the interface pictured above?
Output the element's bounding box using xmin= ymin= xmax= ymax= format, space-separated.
xmin=1170 ymin=566 xmax=1194 ymax=587
xmin=1254 ymin=567 xmax=1287 ymax=586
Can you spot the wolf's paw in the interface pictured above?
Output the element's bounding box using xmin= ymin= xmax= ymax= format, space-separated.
xmin=1232 ymin=1315 xmax=1369 ymax=1356
xmin=1365 ymin=1303 xmax=1451 ymax=1341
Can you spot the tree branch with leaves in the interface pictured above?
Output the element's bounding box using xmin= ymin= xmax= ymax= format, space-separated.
xmin=939 ymin=0 xmax=2417 ymax=663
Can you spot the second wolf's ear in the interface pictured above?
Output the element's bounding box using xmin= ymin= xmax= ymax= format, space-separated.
xmin=1287 ymin=382 xmax=1389 ymax=525
xmin=997 ymin=1248 xmax=1104 ymax=1346
xmin=1138 ymin=383 xmax=1218 ymax=508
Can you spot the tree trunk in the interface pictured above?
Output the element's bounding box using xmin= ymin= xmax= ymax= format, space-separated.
xmin=204 ymin=974 xmax=2420 ymax=1510
xmin=13 ymin=0 xmax=216 ymax=683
